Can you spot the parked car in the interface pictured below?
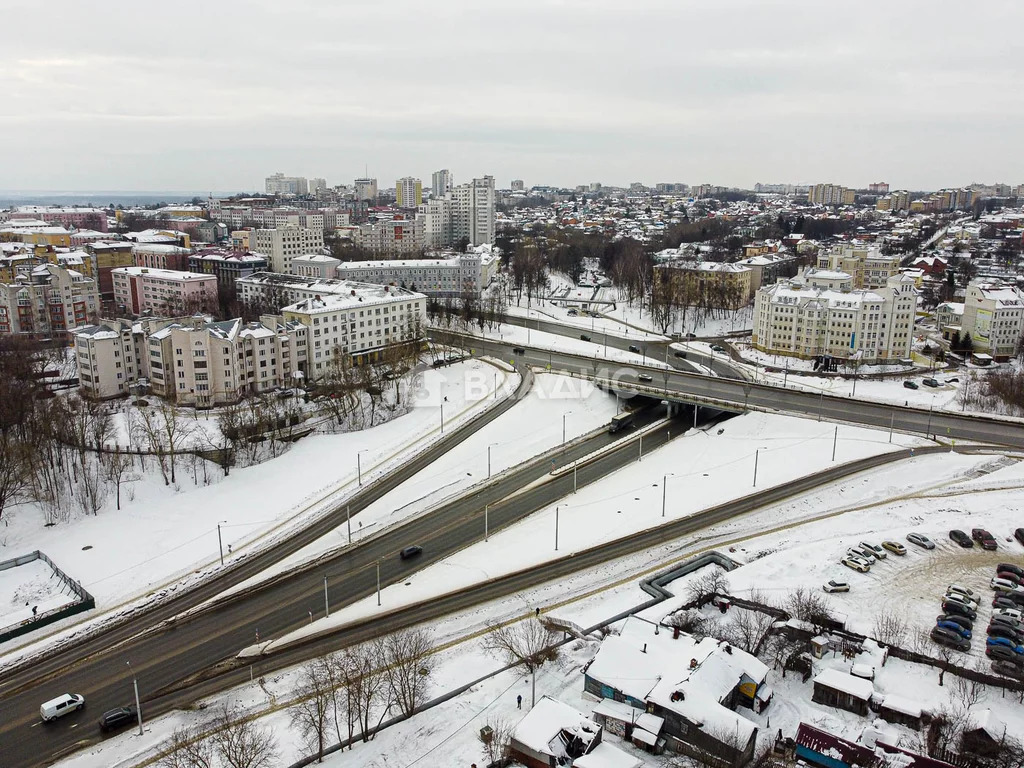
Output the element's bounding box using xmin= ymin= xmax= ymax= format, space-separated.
xmin=637 ymin=373 xmax=653 ymax=383
xmin=987 ymin=624 xmax=1023 ymax=643
xmin=859 ymin=542 xmax=887 ymax=560
xmin=941 ymin=599 xmax=977 ymax=620
xmin=922 ymin=378 xmax=940 ymax=388
xmin=673 ymin=351 xmax=687 ymax=359
xmin=40 ymin=694 xmax=85 ymax=723
xmin=949 ymin=529 xmax=974 ymax=548
xmin=1015 ymin=528 xmax=1024 ymax=546
xmin=996 ymin=571 xmax=1024 ymax=586
xmin=946 ymin=584 xmax=978 ymax=602
xmin=682 ymin=332 xmax=698 ymax=340
xmin=399 ymin=545 xmax=423 ymax=560
xmin=973 ymin=528 xmax=998 ymax=550
xmin=987 ymin=644 xmax=1024 ymax=663
xmin=847 ymin=546 xmax=876 ymax=565
xmin=986 ymin=637 xmax=1024 ymax=654
xmin=998 ymin=563 xmax=1024 ymax=579
xmin=991 ymin=577 xmax=1024 ymax=594
xmin=512 ymin=346 xmax=526 ymax=355
xmin=823 ymin=580 xmax=850 ymax=593
xmin=995 ymin=607 xmax=1024 ymax=622
xmin=990 ymin=613 xmax=1022 ymax=630
xmin=936 ymin=614 xmax=973 ymax=631
xmin=580 ymin=334 xmax=592 ymax=342
xmin=993 ymin=596 xmax=1024 ymax=611
xmin=710 ymin=344 xmax=726 ymax=353
xmin=931 ymin=626 xmax=971 ymax=651
xmin=992 ymin=660 xmax=1024 ymax=677
xmin=841 ymin=557 xmax=870 ymax=573
xmin=937 ymin=620 xmax=971 ymax=639
xmin=946 ymin=377 xmax=960 ymax=384
xmin=906 ymin=532 xmax=935 ymax=550
xmin=98 ymin=706 xmax=136 ymax=733
xmin=903 ymin=380 xmax=919 ymax=390
xmin=881 ymin=541 xmax=907 ymax=556
xmin=628 ymin=344 xmax=641 ymax=353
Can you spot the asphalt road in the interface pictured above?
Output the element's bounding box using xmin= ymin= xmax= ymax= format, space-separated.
xmin=0 ymin=399 xmax=672 ymax=768
xmin=445 ymin=333 xmax=1024 ymax=449
xmin=498 ymin=313 xmax=744 ymax=379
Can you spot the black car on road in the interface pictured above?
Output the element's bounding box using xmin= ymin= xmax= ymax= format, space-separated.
xmin=99 ymin=706 xmax=136 ymax=733
xmin=400 ymin=545 xmax=423 ymax=560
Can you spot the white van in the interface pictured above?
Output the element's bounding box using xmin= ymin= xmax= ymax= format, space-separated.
xmin=40 ymin=693 xmax=85 ymax=722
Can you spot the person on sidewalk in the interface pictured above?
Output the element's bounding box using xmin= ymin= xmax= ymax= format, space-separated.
xmin=517 ymin=694 xmax=522 ymax=709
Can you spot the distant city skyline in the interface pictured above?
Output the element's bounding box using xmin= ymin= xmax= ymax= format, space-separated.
xmin=2 ymin=2 xmax=1022 ymax=192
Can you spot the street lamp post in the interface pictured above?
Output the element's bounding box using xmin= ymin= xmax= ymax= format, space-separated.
xmin=346 ymin=504 xmax=352 ymax=544
xmin=126 ymin=661 xmax=143 ymax=736
xmin=554 ymin=505 xmax=560 ymax=551
xmin=662 ymin=473 xmax=676 ymax=517
xmin=484 ymin=504 xmax=489 ymax=541
xmin=357 ymin=451 xmax=365 ymax=486
xmin=832 ymin=425 xmax=838 ymax=462
xmin=324 ymin=574 xmax=330 ymax=618
xmin=440 ymin=403 xmax=444 ymax=433
xmin=753 ymin=449 xmax=760 ymax=487
xmin=376 ymin=560 xmax=381 ymax=606
xmin=216 ymin=522 xmax=226 ymax=566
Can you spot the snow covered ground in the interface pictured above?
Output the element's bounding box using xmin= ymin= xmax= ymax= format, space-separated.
xmin=259 ymin=411 xmax=930 ymax=652
xmin=0 ymin=558 xmax=78 ymax=630
xmin=505 ymin=297 xmax=666 ymax=342
xmin=598 ymin=285 xmax=755 ymax=337
xmin=0 ymin=359 xmax=515 ymax=659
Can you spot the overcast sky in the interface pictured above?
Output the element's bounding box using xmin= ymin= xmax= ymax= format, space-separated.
xmin=1 ymin=0 xmax=1021 ymax=193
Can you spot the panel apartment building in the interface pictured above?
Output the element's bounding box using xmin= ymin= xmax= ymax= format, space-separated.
xmin=807 ymin=183 xmax=856 ymax=206
xmin=0 ymin=262 xmax=99 ymax=336
xmin=251 ymin=225 xmax=324 ymax=273
xmin=751 ymin=269 xmax=917 ymax=363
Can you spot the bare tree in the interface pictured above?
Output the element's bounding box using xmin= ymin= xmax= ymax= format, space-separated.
xmin=157 ymin=723 xmax=215 ymax=768
xmin=479 ymin=717 xmax=514 ymax=765
xmin=376 ymin=627 xmax=435 ymax=717
xmin=209 ymin=705 xmax=278 ymax=768
xmin=337 ymin=644 xmax=392 ymax=743
xmin=105 ymin=446 xmax=136 ymax=510
xmin=0 ymin=432 xmax=30 ymax=522
xmin=290 ymin=658 xmax=335 ymax=763
xmin=686 ymin=567 xmax=731 ymax=605
xmin=481 ymin=619 xmax=560 ymax=707
xmin=873 ymin=610 xmax=909 ymax=647
xmin=785 ymin=588 xmax=836 ymax=634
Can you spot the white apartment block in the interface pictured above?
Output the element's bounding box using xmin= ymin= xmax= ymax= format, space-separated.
xmin=354 ymin=178 xmax=378 ymax=201
xmin=351 ymin=218 xmax=424 ymax=256
xmin=432 ymin=169 xmax=452 ymax=198
xmin=251 ymin=225 xmax=324 ymax=273
xmin=395 ymin=177 xmax=422 ymax=209
xmin=450 ymin=176 xmax=495 ymax=246
xmin=961 ymin=281 xmax=1024 ymax=359
xmin=817 ymin=243 xmax=899 ymax=290
xmin=0 ymin=263 xmax=99 ymax=336
xmin=74 ymin=315 xmax=308 ymax=405
xmin=752 ymin=269 xmax=917 ymax=363
xmin=417 ymin=197 xmax=452 ymax=248
xmin=265 ymin=173 xmax=308 ymax=195
xmin=281 ymin=284 xmax=426 ymax=375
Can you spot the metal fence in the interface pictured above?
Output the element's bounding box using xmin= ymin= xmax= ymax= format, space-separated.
xmin=0 ymin=550 xmax=95 ymax=644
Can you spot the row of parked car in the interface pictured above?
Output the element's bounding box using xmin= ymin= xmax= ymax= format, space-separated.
xmin=838 ymin=536 xmax=919 ymax=576
xmin=903 ymin=376 xmax=958 ymax=390
xmin=985 ymin=563 xmax=1024 ymax=677
xmin=948 ymin=527 xmax=1024 ymax=550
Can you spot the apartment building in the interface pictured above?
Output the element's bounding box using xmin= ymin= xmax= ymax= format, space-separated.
xmin=0 ymin=221 xmax=73 ymax=248
xmin=112 ymin=266 xmax=218 ymax=316
xmin=0 ymin=263 xmax=99 ymax=336
xmin=807 ymin=183 xmax=856 ymax=206
xmin=133 ymin=244 xmax=191 ymax=271
xmin=450 ymin=176 xmax=495 ymax=246
xmin=292 ymin=249 xmax=497 ymax=297
xmin=510 ymin=179 xmax=525 ymax=192
xmin=395 ymin=177 xmax=423 ymax=209
xmin=188 ymin=248 xmax=269 ymax=291
xmin=251 ymin=225 xmax=324 ymax=273
xmin=354 ymin=178 xmax=378 ymax=201
xmin=350 ymin=218 xmax=424 ymax=256
xmin=74 ymin=314 xmax=308 ymax=405
xmin=817 ymin=243 xmax=899 ymax=290
xmin=652 ymin=260 xmax=754 ymax=309
xmin=431 ymin=169 xmax=452 ymax=198
xmin=875 ymin=190 xmax=912 ymax=212
xmin=281 ymin=283 xmax=426 ymax=374
xmin=751 ymin=270 xmax=917 ymax=363
xmin=961 ymin=280 xmax=1024 ymax=359
xmin=265 ymin=173 xmax=308 ymax=195
xmin=417 ymin=197 xmax=452 ymax=248
xmin=9 ymin=206 xmax=108 ymax=232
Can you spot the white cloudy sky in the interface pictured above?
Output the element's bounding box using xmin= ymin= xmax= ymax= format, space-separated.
xmin=1 ymin=0 xmax=1021 ymax=192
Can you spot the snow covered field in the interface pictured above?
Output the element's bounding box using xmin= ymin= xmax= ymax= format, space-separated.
xmin=0 ymin=359 xmax=515 ymax=658
xmin=505 ymin=297 xmax=666 ymax=342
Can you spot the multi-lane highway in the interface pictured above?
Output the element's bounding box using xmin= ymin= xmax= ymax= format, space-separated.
xmin=441 ymin=332 xmax=1024 ymax=448
xmin=0 ymin=402 xmax=673 ymax=768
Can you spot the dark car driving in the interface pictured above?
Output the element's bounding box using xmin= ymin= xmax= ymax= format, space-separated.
xmin=949 ymin=529 xmax=974 ymax=548
xmin=99 ymin=706 xmax=136 ymax=733
xmin=399 ymin=545 xmax=423 ymax=560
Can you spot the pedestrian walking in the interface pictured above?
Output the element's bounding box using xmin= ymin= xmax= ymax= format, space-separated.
xmin=535 ymin=607 xmax=540 ymax=617
xmin=517 ymin=694 xmax=522 ymax=709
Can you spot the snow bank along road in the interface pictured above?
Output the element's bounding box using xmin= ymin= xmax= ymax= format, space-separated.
xmin=439 ymin=332 xmax=1024 ymax=449
xmin=0 ymin=397 xmax=672 ymax=768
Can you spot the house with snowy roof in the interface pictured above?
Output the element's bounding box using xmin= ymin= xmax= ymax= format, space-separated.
xmin=583 ymin=618 xmax=769 ymax=767
xmin=509 ymin=696 xmax=641 ymax=768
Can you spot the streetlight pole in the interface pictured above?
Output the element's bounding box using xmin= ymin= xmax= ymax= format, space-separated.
xmin=126 ymin=661 xmax=143 ymax=736
xmin=889 ymin=409 xmax=895 ymax=443
xmin=662 ymin=473 xmax=670 ymax=517
xmin=555 ymin=505 xmax=559 ymax=551
xmin=639 ymin=434 xmax=643 ymax=462
xmin=324 ymin=574 xmax=330 ymax=618
xmin=818 ymin=390 xmax=824 ymax=422
xmin=832 ymin=425 xmax=838 ymax=462
xmin=346 ymin=504 xmax=352 ymax=544
xmin=217 ymin=523 xmax=225 ymax=566
xmin=376 ymin=560 xmax=381 ymax=606
xmin=484 ymin=504 xmax=489 ymax=541
xmin=440 ymin=403 xmax=444 ymax=433
xmin=357 ymin=452 xmax=363 ymax=486
xmin=573 ymin=460 xmax=578 ymax=493
xmin=488 ymin=445 xmax=492 ymax=478
xmin=753 ymin=449 xmax=760 ymax=487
